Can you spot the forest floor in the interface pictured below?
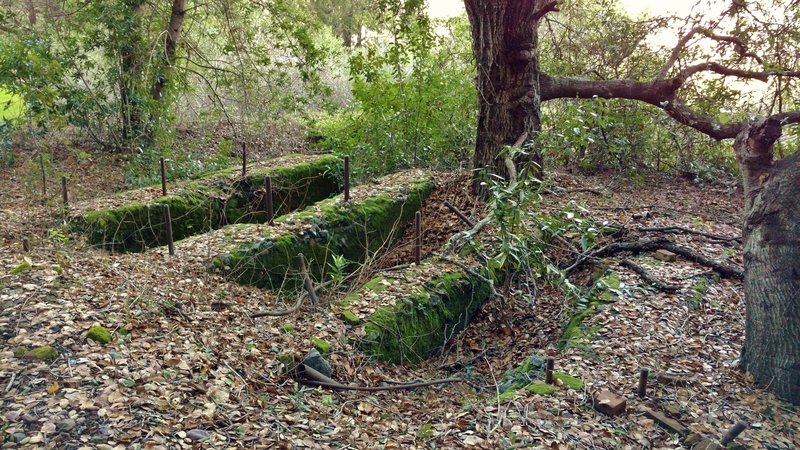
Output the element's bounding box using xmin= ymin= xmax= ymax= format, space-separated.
xmin=0 ymin=145 xmax=798 ymax=450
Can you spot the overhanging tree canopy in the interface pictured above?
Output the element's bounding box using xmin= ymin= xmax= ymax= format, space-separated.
xmin=464 ymin=0 xmax=800 ymax=403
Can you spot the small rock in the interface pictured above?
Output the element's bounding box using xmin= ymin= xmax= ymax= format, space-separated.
xmin=593 ymin=390 xmax=627 ymax=417
xmin=86 ymin=325 xmax=112 ymax=345
xmin=23 ymin=345 xmax=58 ymax=362
xmin=654 ymin=249 xmax=677 ymax=262
xmin=57 ymin=419 xmax=76 ymax=432
xmin=186 ymin=429 xmax=210 ymax=442
xmin=11 ymin=433 xmax=25 ymax=443
xmin=310 ymin=336 xmax=331 ymax=355
xmin=302 ymin=349 xmax=332 ymax=378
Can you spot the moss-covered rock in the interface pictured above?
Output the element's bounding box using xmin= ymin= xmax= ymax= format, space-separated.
xmin=353 ymin=266 xmax=494 ymax=364
xmin=213 ymin=171 xmax=434 ymax=289
xmin=311 ymin=337 xmax=331 ymax=355
xmin=340 ymin=310 xmax=361 ymax=325
xmin=13 ymin=346 xmax=28 ymax=358
xmin=86 ymin=325 xmax=112 ymax=345
xmin=554 ymin=372 xmax=583 ymax=390
xmin=23 ymin=345 xmax=58 ymax=362
xmin=72 ymin=155 xmax=341 ymax=252
xmin=526 ymin=383 xmax=557 ymax=395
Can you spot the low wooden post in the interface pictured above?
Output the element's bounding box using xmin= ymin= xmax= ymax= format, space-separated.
xmin=160 ymin=157 xmax=168 ymax=196
xmin=61 ymin=176 xmax=68 ymax=206
xmin=22 ymin=238 xmax=30 ymax=253
xmin=343 ymin=156 xmax=350 ymax=202
xmin=264 ymin=176 xmax=274 ymax=225
xmin=414 ymin=211 xmax=422 ymax=265
xmin=241 ymin=142 xmax=247 ymax=178
xmin=720 ymin=421 xmax=748 ymax=446
xmin=638 ymin=368 xmax=650 ymax=398
xmin=297 ymin=254 xmax=318 ymax=305
xmin=40 ymin=153 xmax=47 ymax=199
xmin=163 ymin=204 xmax=175 ymax=256
xmin=545 ymin=357 xmax=555 ymax=384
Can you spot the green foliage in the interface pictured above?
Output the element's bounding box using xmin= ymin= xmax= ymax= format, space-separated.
xmin=311 ymin=15 xmax=475 ymax=178
xmin=86 ymin=325 xmax=113 ymax=345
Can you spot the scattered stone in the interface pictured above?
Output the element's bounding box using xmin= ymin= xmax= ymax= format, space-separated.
xmin=186 ymin=429 xmax=210 ymax=442
xmin=86 ymin=325 xmax=112 ymax=345
xmin=310 ymin=337 xmax=331 ymax=355
xmin=302 ymin=349 xmax=332 ymax=378
xmin=57 ymin=419 xmax=77 ymax=432
xmin=23 ymin=345 xmax=58 ymax=362
xmin=643 ymin=408 xmax=688 ymax=435
xmin=13 ymin=346 xmax=28 ymax=358
xmin=654 ymin=249 xmax=677 ymax=262
xmin=340 ymin=310 xmax=361 ymax=325
xmin=593 ymin=390 xmax=627 ymax=417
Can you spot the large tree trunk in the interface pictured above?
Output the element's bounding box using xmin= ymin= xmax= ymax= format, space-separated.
xmin=153 ymin=0 xmax=186 ymax=102
xmin=464 ymin=0 xmax=554 ymax=191
xmin=735 ymin=118 xmax=800 ymax=404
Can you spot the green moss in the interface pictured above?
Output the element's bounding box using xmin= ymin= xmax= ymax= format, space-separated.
xmin=11 ymin=261 xmax=32 ymax=275
xmin=340 ymin=310 xmax=361 ymax=325
xmin=311 ymin=337 xmax=331 ymax=355
xmin=24 ymin=345 xmax=58 ymax=362
xmin=278 ymin=353 xmax=299 ymax=373
xmin=526 ymin=383 xmax=557 ymax=395
xmin=280 ymin=323 xmax=295 ymax=334
xmin=14 ymin=346 xmax=28 ymax=358
xmin=498 ymin=389 xmax=520 ymax=402
xmin=217 ymin=174 xmax=434 ymax=289
xmin=553 ymin=372 xmax=583 ymax=390
xmin=358 ymin=269 xmax=494 ymax=364
xmin=559 ymin=270 xmax=621 ymax=349
xmin=73 ymin=155 xmax=340 ymax=251
xmin=86 ymin=325 xmax=112 ymax=345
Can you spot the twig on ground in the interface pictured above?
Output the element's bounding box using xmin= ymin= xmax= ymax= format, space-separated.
xmin=620 ymin=259 xmax=681 ymax=292
xmin=295 ymin=365 xmax=461 ymax=392
xmin=639 ymin=225 xmax=741 ymax=243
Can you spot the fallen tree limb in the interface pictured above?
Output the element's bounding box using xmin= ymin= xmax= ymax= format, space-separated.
xmin=569 ymin=237 xmax=743 ymax=280
xmin=250 ymin=292 xmax=307 ymax=318
xmin=443 ymin=201 xmax=475 ymax=227
xmin=639 ymin=225 xmax=741 ymax=243
xmin=295 ymin=364 xmax=461 ymax=392
xmin=620 ymin=259 xmax=680 ymax=293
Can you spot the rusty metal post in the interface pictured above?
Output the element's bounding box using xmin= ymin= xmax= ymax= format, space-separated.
xmin=638 ymin=368 xmax=650 ymax=398
xmin=720 ymin=421 xmax=749 ymax=446
xmin=545 ymin=357 xmax=555 ymax=384
xmin=40 ymin=153 xmax=46 ymax=199
xmin=22 ymin=238 xmax=30 ymax=253
xmin=61 ymin=176 xmax=68 ymax=206
xmin=160 ymin=157 xmax=167 ymax=196
xmin=414 ymin=211 xmax=422 ymax=265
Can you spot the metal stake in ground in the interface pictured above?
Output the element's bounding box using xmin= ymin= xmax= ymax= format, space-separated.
xmin=343 ymin=156 xmax=350 ymax=202
xmin=61 ymin=176 xmax=68 ymax=206
xmin=264 ymin=176 xmax=274 ymax=225
xmin=22 ymin=238 xmax=30 ymax=253
xmin=296 ymin=254 xmax=318 ymax=305
xmin=638 ymin=368 xmax=650 ymax=398
xmin=40 ymin=153 xmax=46 ymax=199
xmin=720 ymin=421 xmax=749 ymax=446
xmin=545 ymin=357 xmax=555 ymax=384
xmin=160 ymin=157 xmax=168 ymax=196
xmin=415 ymin=211 xmax=422 ymax=265
xmin=242 ymin=142 xmax=247 ymax=178
xmin=163 ymin=204 xmax=175 ymax=256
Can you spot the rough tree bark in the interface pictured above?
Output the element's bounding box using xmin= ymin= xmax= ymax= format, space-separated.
xmin=464 ymin=0 xmax=557 ymax=190
xmin=734 ymin=119 xmax=800 ymax=403
xmin=153 ymin=0 xmax=186 ymax=102
xmin=464 ymin=0 xmax=800 ymax=403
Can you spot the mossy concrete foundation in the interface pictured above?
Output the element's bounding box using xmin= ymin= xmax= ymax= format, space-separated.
xmin=71 ymin=155 xmax=341 ymax=252
xmin=341 ymin=263 xmax=494 ymax=364
xmin=212 ymin=171 xmax=434 ymax=289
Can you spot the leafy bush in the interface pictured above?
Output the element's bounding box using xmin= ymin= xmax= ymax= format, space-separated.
xmin=310 ymin=16 xmax=476 ymax=178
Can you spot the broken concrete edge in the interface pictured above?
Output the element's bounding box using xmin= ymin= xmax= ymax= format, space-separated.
xmin=353 ymin=268 xmax=494 ymax=364
xmin=558 ymin=270 xmax=622 ymax=349
xmin=70 ymin=155 xmax=341 ymax=252
xmin=211 ymin=172 xmax=435 ymax=290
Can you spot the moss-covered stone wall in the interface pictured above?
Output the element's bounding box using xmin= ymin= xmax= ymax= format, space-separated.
xmin=342 ymin=266 xmax=494 ymax=364
xmin=211 ymin=172 xmax=434 ymax=289
xmin=71 ymin=155 xmax=341 ymax=252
